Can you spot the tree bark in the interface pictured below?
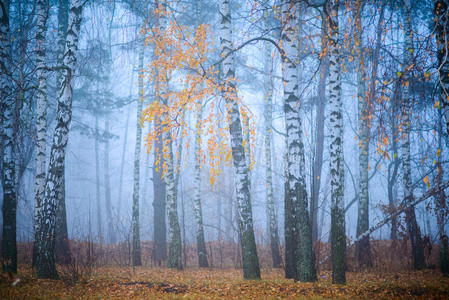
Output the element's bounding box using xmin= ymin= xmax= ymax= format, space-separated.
xmin=35 ymin=0 xmax=83 ymax=279
xmin=435 ymin=0 xmax=449 ymax=138
xmin=153 ymin=116 xmax=167 ymax=265
xmin=326 ymin=0 xmax=346 ymax=284
xmin=219 ymin=0 xmax=260 ymax=280
xmin=311 ymin=15 xmax=329 ymax=244
xmin=32 ymin=0 xmax=49 ymax=268
xmin=193 ymin=99 xmax=209 ymax=268
xmin=401 ymin=0 xmax=425 ymax=271
xmin=1 ymin=0 xmax=16 ymax=273
xmin=281 ymin=0 xmax=316 ymax=282
xmin=263 ymin=29 xmax=281 ymax=269
xmin=132 ymin=39 xmax=144 ymax=267
xmin=54 ymin=0 xmax=71 ymax=265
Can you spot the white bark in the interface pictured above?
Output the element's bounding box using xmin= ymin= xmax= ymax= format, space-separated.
xmin=1 ymin=0 xmax=17 ymax=274
xmin=326 ymin=0 xmax=346 ymax=284
xmin=219 ymin=0 xmax=260 ymax=280
xmin=132 ymin=39 xmax=144 ymax=266
xmin=193 ymin=98 xmax=208 ymax=267
xmin=264 ymin=33 xmax=280 ymax=268
xmin=36 ymin=0 xmax=83 ymax=278
xmin=33 ymin=0 xmax=49 ymax=251
xmin=281 ymin=0 xmax=315 ymax=282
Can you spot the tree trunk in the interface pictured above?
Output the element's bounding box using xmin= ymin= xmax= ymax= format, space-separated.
xmin=401 ymin=0 xmax=425 ymax=271
xmin=163 ymin=128 xmax=183 ymax=270
xmin=55 ymin=170 xmax=70 ymax=264
xmin=311 ymin=16 xmax=329 ymax=245
xmin=32 ymin=0 xmax=49 ymax=269
xmin=284 ymin=145 xmax=297 ymax=278
xmin=219 ymin=0 xmax=260 ymax=280
xmin=435 ymin=0 xmax=449 ymax=274
xmin=281 ymin=0 xmax=315 ymax=282
xmin=193 ymin=99 xmax=209 ymax=268
xmin=104 ymin=119 xmax=115 ymax=244
xmin=1 ymin=0 xmax=16 ymax=274
xmin=153 ymin=116 xmax=167 ymax=265
xmin=435 ymin=0 xmax=449 ymax=138
xmin=35 ymin=0 xmax=83 ymax=279
xmin=94 ymin=114 xmax=102 ymax=241
xmin=263 ymin=31 xmax=281 ymax=269
xmin=54 ymin=0 xmax=71 ymax=265
xmin=326 ymin=0 xmax=346 ymax=284
xmin=132 ymin=40 xmax=144 ymax=267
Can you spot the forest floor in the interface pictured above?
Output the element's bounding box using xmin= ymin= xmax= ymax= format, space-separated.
xmin=0 ymin=267 xmax=448 ymax=299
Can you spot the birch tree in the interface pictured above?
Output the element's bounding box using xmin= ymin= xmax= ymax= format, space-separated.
xmin=435 ymin=0 xmax=449 ymax=137
xmin=401 ymin=0 xmax=425 ymax=271
xmin=54 ymin=0 xmax=71 ymax=264
xmin=326 ymin=0 xmax=346 ymax=284
xmin=1 ymin=0 xmax=17 ymax=274
xmin=132 ymin=39 xmax=144 ymax=267
xmin=434 ymin=0 xmax=449 ymax=275
xmin=263 ymin=26 xmax=281 ymax=269
xmin=193 ymin=98 xmax=209 ymax=268
xmin=281 ymin=0 xmax=315 ymax=282
xmin=311 ymin=14 xmax=329 ymax=244
xmin=33 ymin=0 xmax=49 ymax=265
xmin=35 ymin=0 xmax=84 ymax=278
xmin=219 ymin=0 xmax=260 ymax=280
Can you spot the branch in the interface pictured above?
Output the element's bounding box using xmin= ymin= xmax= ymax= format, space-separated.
xmin=212 ymin=36 xmax=287 ymax=69
xmin=354 ymin=181 xmax=449 ymax=243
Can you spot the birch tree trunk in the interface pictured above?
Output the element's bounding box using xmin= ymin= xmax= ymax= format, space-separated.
xmin=401 ymin=0 xmax=425 ymax=271
xmin=219 ymin=0 xmax=260 ymax=280
xmin=153 ymin=116 xmax=167 ymax=265
xmin=35 ymin=0 xmax=83 ymax=278
xmin=54 ymin=0 xmax=71 ymax=264
xmin=435 ymin=0 xmax=449 ymax=138
xmin=193 ymin=99 xmax=209 ymax=268
xmin=435 ymin=0 xmax=449 ymax=275
xmin=132 ymin=39 xmax=144 ymax=267
xmin=1 ymin=0 xmax=17 ymax=274
xmin=32 ymin=0 xmax=49 ymax=269
xmin=311 ymin=16 xmax=329 ymax=244
xmin=163 ymin=126 xmax=183 ymax=270
xmin=354 ymin=1 xmax=368 ymax=268
xmin=264 ymin=33 xmax=281 ymax=269
xmin=436 ymin=116 xmax=448 ymax=275
xmin=152 ymin=0 xmax=168 ymax=267
xmin=326 ymin=0 xmax=346 ymax=284
xmin=281 ymin=0 xmax=316 ymax=282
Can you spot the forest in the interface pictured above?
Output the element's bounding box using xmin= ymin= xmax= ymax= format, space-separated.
xmin=1 ymin=0 xmax=449 ymax=298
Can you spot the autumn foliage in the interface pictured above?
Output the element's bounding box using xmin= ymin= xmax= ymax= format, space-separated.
xmin=141 ymin=7 xmax=256 ymax=186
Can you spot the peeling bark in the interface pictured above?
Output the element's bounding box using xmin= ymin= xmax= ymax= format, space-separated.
xmin=326 ymin=0 xmax=346 ymax=284
xmin=219 ymin=0 xmax=260 ymax=280
xmin=36 ymin=0 xmax=83 ymax=279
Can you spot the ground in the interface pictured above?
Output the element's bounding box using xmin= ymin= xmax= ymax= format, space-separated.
xmin=0 ymin=267 xmax=448 ymax=299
